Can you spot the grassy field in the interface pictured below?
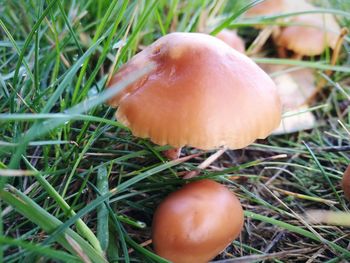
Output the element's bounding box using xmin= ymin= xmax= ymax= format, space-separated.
xmin=1 ymin=0 xmax=350 ymax=262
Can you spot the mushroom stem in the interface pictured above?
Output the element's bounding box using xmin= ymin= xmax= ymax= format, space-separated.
xmin=163 ymin=147 xmax=182 ymax=160
xmin=277 ymin=46 xmax=287 ymax=58
xmin=183 ymin=146 xmax=228 ymax=179
xmin=303 ymin=27 xmax=349 ymax=106
xmin=291 ymin=53 xmax=303 ymax=60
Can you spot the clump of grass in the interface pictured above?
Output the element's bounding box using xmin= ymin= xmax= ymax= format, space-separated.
xmin=1 ymin=0 xmax=350 ymax=262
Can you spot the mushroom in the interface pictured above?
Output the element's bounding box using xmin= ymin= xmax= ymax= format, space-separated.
xmin=274 ymin=3 xmax=341 ymax=57
xmin=245 ymin=0 xmax=310 ymax=19
xmin=260 ymin=65 xmax=317 ymax=134
xmin=245 ymin=0 xmax=287 ymax=17
xmin=244 ymin=0 xmax=292 ymax=55
xmin=342 ymin=164 xmax=350 ymax=201
xmin=245 ymin=0 xmax=341 ymax=58
xmin=107 ymin=33 xmax=281 ymax=152
xmin=215 ymin=29 xmax=245 ymax=53
xmin=152 ymin=179 xmax=244 ymax=263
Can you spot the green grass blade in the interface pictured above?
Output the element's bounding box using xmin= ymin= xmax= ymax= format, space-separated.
xmin=97 ymin=165 xmax=109 ymax=252
xmin=253 ymin=58 xmax=350 ymax=72
xmin=210 ymin=0 xmax=264 ymax=35
xmin=303 ymin=142 xmax=342 ymax=205
xmin=40 ymin=156 xmax=193 ymax=250
xmin=0 ymin=202 xmax=3 ymax=262
xmin=75 ymin=0 xmax=129 ymax=104
xmin=12 ymin=0 xmax=58 ymax=90
xmin=0 ymin=113 xmax=128 ymax=130
xmin=0 ymin=19 xmax=34 ymax=86
xmin=72 ymin=0 xmax=120 ymax=104
xmin=6 ymin=54 xmax=153 ymax=171
xmin=0 ymin=236 xmax=79 ymax=262
xmin=0 ymin=186 xmax=108 ymax=262
xmin=22 ymin=158 xmax=103 ymax=254
xmin=245 ymin=211 xmax=350 ymax=258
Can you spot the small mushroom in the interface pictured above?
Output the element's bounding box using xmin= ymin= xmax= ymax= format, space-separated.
xmin=260 ymin=65 xmax=317 ymax=134
xmin=245 ymin=0 xmax=341 ymax=58
xmin=246 ymin=0 xmax=310 ymax=18
xmin=215 ymin=29 xmax=245 ymax=53
xmin=152 ymin=179 xmax=244 ymax=263
xmin=274 ymin=3 xmax=341 ymax=57
xmin=342 ymin=164 xmax=350 ymax=201
xmin=245 ymin=0 xmax=287 ymax=17
xmin=244 ymin=0 xmax=291 ymax=56
xmin=107 ymin=33 xmax=281 ymax=151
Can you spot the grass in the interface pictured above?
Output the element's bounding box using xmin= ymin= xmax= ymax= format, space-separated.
xmin=0 ymin=0 xmax=350 ymax=262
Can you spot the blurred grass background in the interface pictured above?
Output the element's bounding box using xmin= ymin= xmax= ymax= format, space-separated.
xmin=0 ymin=0 xmax=350 ymax=262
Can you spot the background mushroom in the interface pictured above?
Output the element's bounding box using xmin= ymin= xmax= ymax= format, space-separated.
xmin=244 ymin=0 xmax=341 ymax=58
xmin=107 ymin=32 xmax=281 ymax=152
xmin=215 ymin=29 xmax=245 ymax=53
xmin=152 ymin=179 xmax=244 ymax=263
xmin=260 ymin=65 xmax=317 ymax=135
xmin=245 ymin=0 xmax=288 ymax=18
xmin=243 ymin=0 xmax=291 ymax=55
xmin=274 ymin=3 xmax=341 ymax=58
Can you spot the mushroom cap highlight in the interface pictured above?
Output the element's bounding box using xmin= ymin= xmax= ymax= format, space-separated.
xmin=152 ymin=179 xmax=244 ymax=263
xmin=108 ymin=32 xmax=281 ymax=150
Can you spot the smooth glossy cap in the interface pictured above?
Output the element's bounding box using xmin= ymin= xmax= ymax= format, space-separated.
xmin=152 ymin=179 xmax=244 ymax=263
xmin=108 ymin=32 xmax=281 ymax=150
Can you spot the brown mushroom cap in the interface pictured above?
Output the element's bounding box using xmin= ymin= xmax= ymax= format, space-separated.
xmin=152 ymin=179 xmax=244 ymax=263
xmin=108 ymin=32 xmax=281 ymax=150
xmin=275 ymin=4 xmax=340 ymax=56
xmin=216 ymin=29 xmax=245 ymax=53
xmin=246 ymin=0 xmax=313 ymax=18
xmin=342 ymin=165 xmax=350 ymax=201
xmin=245 ymin=0 xmax=287 ymax=17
